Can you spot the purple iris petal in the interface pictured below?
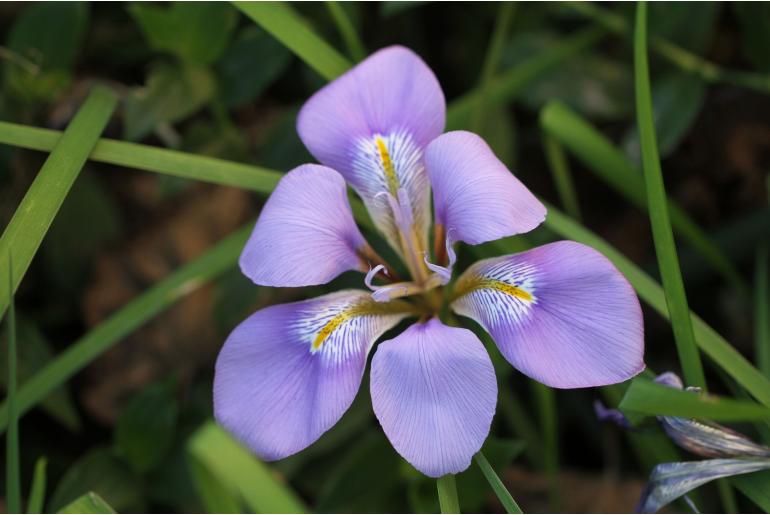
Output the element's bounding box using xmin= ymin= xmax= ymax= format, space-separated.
xmin=214 ymin=290 xmax=408 ymax=460
xmin=370 ymin=318 xmax=497 ymax=477
xmin=239 ymin=165 xmax=368 ymax=287
xmin=297 ymin=46 xmax=444 ymax=256
xmin=426 ymin=131 xmax=546 ymax=245
xmin=452 ymin=241 xmax=645 ymax=388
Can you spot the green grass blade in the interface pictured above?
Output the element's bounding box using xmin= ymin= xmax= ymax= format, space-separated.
xmin=620 ymin=377 xmax=770 ymax=421
xmin=0 ymin=85 xmax=117 ymax=320
xmin=533 ymin=382 xmax=559 ymax=511
xmin=732 ymin=470 xmax=770 ymax=512
xmin=540 ymin=101 xmax=747 ymax=296
xmin=436 ymin=474 xmax=460 ymax=514
xmin=325 ymin=1 xmax=365 ymax=61
xmin=757 ymin=244 xmax=770 ymax=376
xmin=447 ymin=27 xmax=605 ymax=130
xmin=233 ymin=1 xmax=351 ymax=80
xmin=188 ymin=421 xmax=307 ymax=513
xmin=27 ymin=457 xmax=47 ymax=514
xmin=542 ymin=133 xmax=580 ymax=221
xmin=57 ymin=492 xmax=115 ymax=514
xmin=634 ymin=2 xmax=705 ymax=388
xmin=0 ymin=226 xmax=250 ymax=434
xmin=5 ymin=256 xmax=20 ymax=514
xmin=539 ymin=202 xmax=770 ymax=407
xmin=188 ymin=454 xmax=243 ymax=513
xmin=565 ymin=1 xmax=770 ymax=95
xmin=474 ymin=452 xmax=522 ymax=514
xmin=470 ymin=1 xmax=516 ymax=133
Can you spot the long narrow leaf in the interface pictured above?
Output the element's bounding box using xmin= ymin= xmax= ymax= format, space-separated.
xmin=732 ymin=470 xmax=770 ymax=512
xmin=620 ymin=378 xmax=770 ymax=421
xmin=57 ymin=492 xmax=116 ymax=514
xmin=540 ymin=101 xmax=747 ymax=296
xmin=232 ymin=1 xmax=351 ymax=80
xmin=474 ymin=451 xmax=523 ymax=514
xmin=5 ymin=257 xmax=20 ymax=514
xmin=0 ymin=226 xmax=250 ymax=433
xmin=188 ymin=421 xmax=307 ymax=514
xmin=325 ymin=1 xmax=365 ymax=61
xmin=542 ymin=132 xmax=580 ymax=221
xmin=27 ymin=457 xmax=47 ymax=514
xmin=634 ymin=2 xmax=705 ymax=388
xmin=539 ymin=203 xmax=770 ymax=408
xmin=0 ymin=85 xmax=117 ymax=319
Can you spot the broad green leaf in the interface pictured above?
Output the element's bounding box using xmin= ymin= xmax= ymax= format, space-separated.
xmin=620 ymin=377 xmax=770 ymax=421
xmin=623 ymin=72 xmax=707 ymax=161
xmin=0 ymin=226 xmax=250 ymax=434
xmin=27 ymin=456 xmax=47 ymax=514
xmin=216 ymin=26 xmax=292 ymax=108
xmin=49 ymin=448 xmax=143 ymax=513
xmin=540 ymin=101 xmax=747 ymax=296
xmin=115 ymin=380 xmax=178 ymax=474
xmin=123 ymin=63 xmax=215 ymax=141
xmin=127 ymin=2 xmax=237 ymax=65
xmin=232 ymin=1 xmax=351 ymax=81
xmin=635 ymin=2 xmax=705 ymax=388
xmin=0 ymin=85 xmax=117 ymax=321
xmin=732 ymin=470 xmax=770 ymax=512
xmin=0 ymin=318 xmax=80 ymax=430
xmin=57 ymin=492 xmax=116 ymax=514
xmin=187 ymin=421 xmax=307 ymax=513
xmin=3 ymin=2 xmax=89 ymax=103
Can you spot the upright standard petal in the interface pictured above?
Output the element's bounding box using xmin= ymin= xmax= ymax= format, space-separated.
xmin=452 ymin=241 xmax=644 ymax=388
xmin=297 ymin=46 xmax=445 ymax=257
xmin=239 ymin=164 xmax=369 ymax=287
xmin=214 ymin=290 xmax=410 ymax=461
xmin=426 ymin=131 xmax=546 ymax=246
xmin=370 ymin=318 xmax=497 ymax=477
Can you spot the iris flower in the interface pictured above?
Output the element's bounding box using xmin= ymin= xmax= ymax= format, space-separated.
xmin=214 ymin=46 xmax=645 ymax=478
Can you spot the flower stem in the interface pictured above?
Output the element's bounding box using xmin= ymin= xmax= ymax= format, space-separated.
xmin=436 ymin=474 xmax=460 ymax=513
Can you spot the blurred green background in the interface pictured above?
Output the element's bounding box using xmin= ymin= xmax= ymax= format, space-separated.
xmin=1 ymin=1 xmax=770 ymax=513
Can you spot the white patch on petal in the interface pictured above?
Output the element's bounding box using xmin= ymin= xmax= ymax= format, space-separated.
xmin=350 ymin=130 xmax=430 ymax=252
xmin=292 ymin=291 xmax=407 ymax=364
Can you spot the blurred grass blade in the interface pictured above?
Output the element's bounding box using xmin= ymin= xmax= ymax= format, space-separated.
xmin=540 ymin=101 xmax=747 ymax=296
xmin=0 ymin=85 xmax=117 ymax=320
xmin=325 ymin=1 xmax=365 ymax=61
xmin=57 ymin=492 xmax=115 ymax=514
xmin=565 ymin=1 xmax=770 ymax=95
xmin=757 ymin=245 xmax=770 ymax=376
xmin=5 ymin=256 xmax=20 ymax=514
xmin=470 ymin=1 xmax=515 ymax=133
xmin=188 ymin=454 xmax=243 ymax=513
xmin=634 ymin=2 xmax=705 ymax=388
xmin=233 ymin=1 xmax=351 ymax=80
xmin=0 ymin=226 xmax=250 ymax=434
xmin=474 ymin=452 xmax=523 ymax=514
xmin=27 ymin=457 xmax=47 ymax=514
xmin=447 ymin=27 xmax=605 ymax=130
xmin=620 ymin=377 xmax=770 ymax=421
xmin=732 ymin=470 xmax=770 ymax=512
xmin=538 ymin=202 xmax=770 ymax=408
xmin=542 ymin=133 xmax=580 ymax=221
xmin=436 ymin=474 xmax=460 ymax=514
xmin=188 ymin=421 xmax=307 ymax=514
xmin=533 ymin=382 xmax=559 ymax=511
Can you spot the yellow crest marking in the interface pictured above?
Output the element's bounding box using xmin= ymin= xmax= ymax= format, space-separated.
xmin=312 ymin=310 xmax=357 ymax=351
xmin=453 ymin=275 xmax=534 ymax=303
xmin=375 ymin=136 xmax=400 ymax=194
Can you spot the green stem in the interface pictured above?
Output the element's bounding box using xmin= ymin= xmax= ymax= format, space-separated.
xmin=474 ymin=452 xmax=523 ymax=514
xmin=325 ymin=1 xmax=366 ymax=61
xmin=634 ymin=1 xmax=706 ymax=388
xmin=542 ymin=133 xmax=581 ymax=221
xmin=436 ymin=474 xmax=460 ymax=514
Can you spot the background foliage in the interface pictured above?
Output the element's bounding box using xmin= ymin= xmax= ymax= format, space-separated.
xmin=1 ymin=1 xmax=769 ymax=513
